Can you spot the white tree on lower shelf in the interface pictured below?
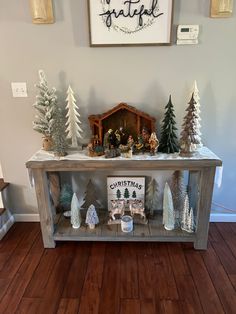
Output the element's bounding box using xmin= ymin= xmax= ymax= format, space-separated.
xmin=163 ymin=182 xmax=175 ymax=231
xmin=71 ymin=193 xmax=81 ymax=229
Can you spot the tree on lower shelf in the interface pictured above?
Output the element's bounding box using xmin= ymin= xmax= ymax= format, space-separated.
xmin=71 ymin=193 xmax=81 ymax=229
xmin=163 ymin=182 xmax=175 ymax=231
xmin=86 ymin=204 xmax=99 ymax=229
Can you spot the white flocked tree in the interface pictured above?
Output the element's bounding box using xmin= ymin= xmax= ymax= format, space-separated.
xmin=192 ymin=80 xmax=202 ymax=147
xmin=65 ymin=85 xmax=83 ymax=148
xmin=33 ymin=70 xmax=57 ymax=150
xmin=71 ymin=193 xmax=81 ymax=229
xmin=163 ymin=182 xmax=175 ymax=230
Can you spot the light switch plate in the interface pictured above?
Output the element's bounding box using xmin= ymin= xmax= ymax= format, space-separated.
xmin=11 ymin=82 xmax=28 ymax=97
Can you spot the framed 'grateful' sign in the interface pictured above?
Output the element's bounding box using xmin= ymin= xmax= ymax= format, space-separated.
xmin=88 ymin=0 xmax=174 ymax=46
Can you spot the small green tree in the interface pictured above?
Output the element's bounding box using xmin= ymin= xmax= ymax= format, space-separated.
xmin=59 ymin=184 xmax=73 ymax=210
xmin=124 ymin=188 xmax=130 ymax=199
xmin=132 ymin=190 xmax=137 ymax=198
xmin=158 ymin=95 xmax=179 ymax=154
xmin=116 ymin=189 xmax=121 ymax=199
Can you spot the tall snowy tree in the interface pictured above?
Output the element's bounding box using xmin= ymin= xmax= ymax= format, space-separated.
xmin=71 ymin=193 xmax=81 ymax=229
xmin=181 ymin=193 xmax=190 ymax=232
xmin=158 ymin=95 xmax=179 ymax=154
xmin=192 ymin=81 xmax=202 ymax=147
xmin=65 ymin=85 xmax=83 ymax=147
xmin=179 ymin=94 xmax=200 ymax=156
xmin=33 ymin=70 xmax=57 ymax=149
xmin=169 ymin=171 xmax=185 ymax=226
xmin=51 ymin=105 xmax=68 ymax=157
xmin=81 ymin=180 xmax=101 ymax=209
xmin=162 ymin=182 xmax=175 ymax=230
xmin=145 ymin=178 xmax=159 ymax=216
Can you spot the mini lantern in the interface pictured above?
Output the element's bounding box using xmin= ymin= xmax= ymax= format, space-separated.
xmin=30 ymin=0 xmax=54 ymax=24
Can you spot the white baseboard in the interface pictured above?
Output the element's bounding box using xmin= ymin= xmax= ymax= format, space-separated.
xmin=14 ymin=214 xmax=40 ymax=222
xmin=210 ymin=212 xmax=236 ymax=222
xmin=0 ymin=215 xmax=15 ymax=240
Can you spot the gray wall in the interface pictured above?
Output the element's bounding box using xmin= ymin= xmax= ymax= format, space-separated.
xmin=0 ymin=1 xmax=235 ymax=216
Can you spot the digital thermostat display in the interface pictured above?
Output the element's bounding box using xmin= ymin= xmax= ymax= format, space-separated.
xmin=181 ymin=28 xmax=190 ymax=32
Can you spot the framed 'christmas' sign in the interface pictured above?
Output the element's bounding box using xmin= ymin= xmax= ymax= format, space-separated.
xmin=107 ymin=176 xmax=145 ymax=209
xmin=88 ymin=0 xmax=173 ymax=46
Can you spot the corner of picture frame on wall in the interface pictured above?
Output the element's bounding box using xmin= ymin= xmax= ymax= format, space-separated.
xmin=210 ymin=0 xmax=234 ymax=18
xmin=88 ymin=0 xmax=173 ymax=46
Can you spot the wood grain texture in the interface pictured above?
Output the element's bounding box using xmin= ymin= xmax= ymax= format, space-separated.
xmin=0 ymin=234 xmax=44 ymax=314
xmin=33 ymin=169 xmax=55 ymax=248
xmin=201 ymin=243 xmax=236 ymax=314
xmin=56 ymin=298 xmax=80 ymax=314
xmin=151 ymin=243 xmax=179 ymax=300
xmin=120 ymin=299 xmax=140 ymax=314
xmin=194 ymin=167 xmax=216 ymax=249
xmin=184 ymin=249 xmax=225 ymax=314
xmin=120 ymin=243 xmax=139 ymax=299
xmin=1 ymin=222 xmax=235 ymax=313
xmin=98 ymin=243 xmax=121 ymax=314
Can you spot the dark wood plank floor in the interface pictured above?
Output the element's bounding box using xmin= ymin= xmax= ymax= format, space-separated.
xmin=0 ymin=223 xmax=236 ymax=314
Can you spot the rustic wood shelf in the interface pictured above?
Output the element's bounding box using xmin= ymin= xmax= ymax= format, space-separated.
xmin=54 ymin=212 xmax=195 ymax=243
xmin=26 ymin=147 xmax=222 ymax=250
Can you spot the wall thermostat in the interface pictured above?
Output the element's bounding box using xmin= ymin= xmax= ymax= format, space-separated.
xmin=177 ymin=25 xmax=199 ymax=45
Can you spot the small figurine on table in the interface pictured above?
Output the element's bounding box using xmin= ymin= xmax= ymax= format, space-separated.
xmin=134 ymin=127 xmax=151 ymax=153
xmin=104 ymin=129 xmax=120 ymax=158
xmin=149 ymin=132 xmax=159 ymax=155
xmin=87 ymin=135 xmax=104 ymax=157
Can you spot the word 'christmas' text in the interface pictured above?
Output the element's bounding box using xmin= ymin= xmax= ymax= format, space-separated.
xmin=110 ymin=180 xmax=143 ymax=190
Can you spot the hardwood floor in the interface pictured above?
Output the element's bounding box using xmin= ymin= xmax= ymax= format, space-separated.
xmin=0 ymin=223 xmax=236 ymax=314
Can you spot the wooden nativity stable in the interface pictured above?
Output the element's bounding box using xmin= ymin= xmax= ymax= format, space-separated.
xmin=88 ymin=103 xmax=156 ymax=144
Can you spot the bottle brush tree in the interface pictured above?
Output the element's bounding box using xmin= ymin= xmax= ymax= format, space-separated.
xmin=51 ymin=105 xmax=68 ymax=157
xmin=158 ymin=95 xmax=179 ymax=154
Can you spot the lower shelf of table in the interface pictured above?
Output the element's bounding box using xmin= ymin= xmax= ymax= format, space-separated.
xmin=53 ymin=212 xmax=196 ymax=243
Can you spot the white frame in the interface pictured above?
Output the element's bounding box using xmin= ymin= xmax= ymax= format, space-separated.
xmin=88 ymin=0 xmax=173 ymax=46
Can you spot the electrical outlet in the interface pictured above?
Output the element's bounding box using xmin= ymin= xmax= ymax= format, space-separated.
xmin=11 ymin=82 xmax=28 ymax=97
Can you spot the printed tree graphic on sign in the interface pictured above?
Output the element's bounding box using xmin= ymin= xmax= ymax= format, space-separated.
xmin=116 ymin=189 xmax=121 ymax=199
xmin=124 ymin=188 xmax=130 ymax=199
xmin=132 ymin=191 xmax=137 ymax=198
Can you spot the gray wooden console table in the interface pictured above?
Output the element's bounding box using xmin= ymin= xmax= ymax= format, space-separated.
xmin=26 ymin=147 xmax=222 ymax=250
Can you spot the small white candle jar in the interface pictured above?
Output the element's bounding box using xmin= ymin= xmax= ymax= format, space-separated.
xmin=121 ymin=215 xmax=133 ymax=233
